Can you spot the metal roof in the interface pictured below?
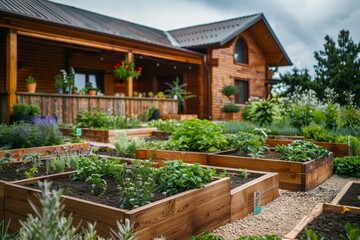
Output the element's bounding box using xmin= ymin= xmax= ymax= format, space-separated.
xmin=0 ymin=0 xmax=174 ymax=47
xmin=169 ymin=14 xmax=262 ymax=48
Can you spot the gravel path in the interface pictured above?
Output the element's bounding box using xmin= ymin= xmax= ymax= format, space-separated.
xmin=214 ymin=175 xmax=360 ymax=239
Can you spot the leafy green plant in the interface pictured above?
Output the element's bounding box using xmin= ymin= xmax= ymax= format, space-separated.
xmin=240 ymin=169 xmax=250 ymax=180
xmin=26 ymin=75 xmax=36 ymax=84
xmin=0 ymin=152 xmax=13 ymax=164
xmin=157 ymin=160 xmax=215 ymax=196
xmin=148 ymin=119 xmax=180 ymax=133
xmin=248 ymin=97 xmax=280 ymax=126
xmin=230 ymin=132 xmax=267 ymax=157
xmin=171 ymin=119 xmax=228 ymax=152
xmin=334 ymin=156 xmax=360 ymax=178
xmin=288 ymin=104 xmax=315 ymax=130
xmin=302 ymin=124 xmax=336 ymax=142
xmin=275 ymin=140 xmax=330 ymax=162
xmin=28 ymin=104 xmax=40 ymax=116
xmin=13 ymin=103 xmax=30 ymax=116
xmin=342 ymin=222 xmax=360 ymax=240
xmin=191 ymin=231 xmax=224 ymax=240
xmin=24 ymin=165 xmax=38 ymax=178
xmin=110 ymin=218 xmax=137 ymax=240
xmin=237 ymin=235 xmax=281 ymax=240
xmin=114 ymin=133 xmax=146 ymax=158
xmin=164 ymin=77 xmax=195 ymax=114
xmin=221 ymin=103 xmax=241 ymax=113
xmin=86 ymin=173 xmax=107 ymax=196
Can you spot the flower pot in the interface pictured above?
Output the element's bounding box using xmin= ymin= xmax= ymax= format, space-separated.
xmin=88 ymin=90 xmax=96 ymax=96
xmin=56 ymin=89 xmax=64 ymax=94
xmin=26 ymin=83 xmax=36 ymax=93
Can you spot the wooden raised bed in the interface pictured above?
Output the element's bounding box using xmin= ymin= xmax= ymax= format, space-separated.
xmin=284 ymin=203 xmax=360 ymax=240
xmin=136 ymin=148 xmax=209 ymax=165
xmin=161 ymin=114 xmax=198 ymax=120
xmin=59 ymin=127 xmax=74 ymax=136
xmin=266 ymin=138 xmax=352 ymax=157
xmin=331 ymin=181 xmax=360 ymax=210
xmin=81 ymin=127 xmax=157 ymax=143
xmin=207 ymin=150 xmax=334 ymax=191
xmin=206 ymin=166 xmax=279 ymax=221
xmin=4 ymin=173 xmax=231 ymax=239
xmin=0 ymin=142 xmax=90 ymax=160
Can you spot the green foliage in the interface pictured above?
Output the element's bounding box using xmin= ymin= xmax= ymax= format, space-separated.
xmin=24 ymin=165 xmax=38 ymax=178
xmin=221 ymin=121 xmax=258 ymax=134
xmin=221 ymin=103 xmax=241 ymax=113
xmin=25 ymin=75 xmax=36 ymax=84
xmin=275 ymin=140 xmax=330 ymax=162
xmin=278 ymin=67 xmax=315 ymax=98
xmin=164 ymin=77 xmax=195 ymax=114
xmin=302 ymin=124 xmax=336 ymax=142
xmin=13 ymin=103 xmax=30 ymax=116
xmin=237 ymin=235 xmax=282 ymax=240
xmin=157 ymin=161 xmax=215 ymax=196
xmin=342 ymin=222 xmax=360 ymax=240
xmin=148 ymin=119 xmax=180 ymax=133
xmin=75 ymin=111 xmax=141 ymax=129
xmin=110 ymin=218 xmax=137 ymax=240
xmin=171 ymin=119 xmax=229 ymax=152
xmin=221 ymin=85 xmax=238 ymax=102
xmin=230 ymin=132 xmax=267 ymax=158
xmin=0 ymin=121 xmax=64 ymax=150
xmin=334 ymin=156 xmax=360 ymax=177
xmin=288 ymin=104 xmax=314 ymax=130
xmin=18 ymin=181 xmax=80 ymax=239
xmin=28 ymin=104 xmax=40 ymax=116
xmin=145 ymin=139 xmax=180 ymax=151
xmin=0 ymin=152 xmax=13 ymax=163
xmin=314 ymin=29 xmax=360 ymax=105
xmin=119 ymin=160 xmax=156 ymax=210
xmin=114 ymin=133 xmax=146 ymax=158
xmin=240 ymin=169 xmax=250 ymax=180
xmin=0 ymin=220 xmax=15 ymax=240
xmin=248 ymin=97 xmax=281 ymax=126
xmin=304 ymin=227 xmax=322 ymax=240
xmin=191 ymin=231 xmax=224 ymax=240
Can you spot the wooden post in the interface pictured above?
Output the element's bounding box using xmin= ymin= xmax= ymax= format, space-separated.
xmin=126 ymin=51 xmax=133 ymax=97
xmin=6 ymin=30 xmax=17 ymax=123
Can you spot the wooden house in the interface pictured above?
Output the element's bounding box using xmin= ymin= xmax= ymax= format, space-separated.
xmin=0 ymin=0 xmax=291 ymax=123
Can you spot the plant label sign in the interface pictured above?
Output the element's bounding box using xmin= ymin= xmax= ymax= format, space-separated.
xmin=253 ymin=191 xmax=262 ymax=214
xmin=75 ymin=128 xmax=82 ymax=137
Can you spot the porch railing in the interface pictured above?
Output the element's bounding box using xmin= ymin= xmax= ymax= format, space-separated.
xmin=17 ymin=92 xmax=178 ymax=124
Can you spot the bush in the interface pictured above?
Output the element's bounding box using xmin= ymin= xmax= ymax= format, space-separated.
xmin=28 ymin=104 xmax=40 ymax=116
xmin=171 ymin=119 xmax=228 ymax=152
xmin=334 ymin=156 xmax=360 ymax=177
xmin=248 ymin=98 xmax=280 ymax=126
xmin=114 ymin=133 xmax=146 ymax=158
xmin=302 ymin=124 xmax=336 ymax=142
xmin=229 ymin=132 xmax=267 ymax=157
xmin=13 ymin=103 xmax=30 ymax=116
xmin=288 ymin=105 xmax=314 ymax=130
xmin=221 ymin=85 xmax=238 ymax=101
xmin=221 ymin=103 xmax=240 ymax=113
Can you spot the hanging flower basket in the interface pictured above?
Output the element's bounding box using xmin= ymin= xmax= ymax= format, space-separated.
xmin=114 ymin=58 xmax=142 ymax=82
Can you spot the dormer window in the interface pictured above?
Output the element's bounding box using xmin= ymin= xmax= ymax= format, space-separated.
xmin=234 ymin=38 xmax=248 ymax=64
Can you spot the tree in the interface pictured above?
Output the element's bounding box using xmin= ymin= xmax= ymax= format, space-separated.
xmin=314 ymin=29 xmax=360 ymax=105
xmin=278 ymin=67 xmax=315 ymax=97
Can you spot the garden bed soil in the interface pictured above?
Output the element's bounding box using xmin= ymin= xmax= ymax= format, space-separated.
xmin=266 ymin=138 xmax=352 ymax=157
xmin=284 ymin=203 xmax=360 ymax=240
xmin=0 ymin=142 xmax=90 ymax=160
xmin=80 ymin=127 xmax=157 ymax=143
xmin=4 ymin=173 xmax=231 ymax=239
xmin=208 ymin=150 xmax=333 ymax=191
xmin=136 ymin=148 xmax=209 ymax=165
xmin=332 ymin=181 xmax=360 ymax=208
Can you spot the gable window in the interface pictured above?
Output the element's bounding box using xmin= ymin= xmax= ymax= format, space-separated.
xmin=75 ymin=71 xmax=104 ymax=93
xmin=235 ymin=80 xmax=249 ymax=104
xmin=234 ymin=38 xmax=248 ymax=64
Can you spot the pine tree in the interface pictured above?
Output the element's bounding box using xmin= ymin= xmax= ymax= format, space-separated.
xmin=278 ymin=67 xmax=315 ymax=97
xmin=314 ymin=29 xmax=360 ymax=105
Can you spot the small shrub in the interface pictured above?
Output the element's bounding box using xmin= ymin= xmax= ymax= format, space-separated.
xmin=221 ymin=103 xmax=240 ymax=113
xmin=28 ymin=104 xmax=40 ymax=116
xmin=114 ymin=133 xmax=146 ymax=158
xmin=334 ymin=156 xmax=360 ymax=177
xmin=13 ymin=103 xmax=30 ymax=116
xmin=275 ymin=140 xmax=330 ymax=162
xmin=157 ymin=160 xmax=215 ymax=196
xmin=302 ymin=124 xmax=336 ymax=142
xmin=248 ymin=97 xmax=280 ymax=126
xmin=221 ymin=85 xmax=238 ymax=102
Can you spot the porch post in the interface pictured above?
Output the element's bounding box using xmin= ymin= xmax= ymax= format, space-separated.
xmin=6 ymin=29 xmax=17 ymax=123
xmin=126 ymin=51 xmax=133 ymax=97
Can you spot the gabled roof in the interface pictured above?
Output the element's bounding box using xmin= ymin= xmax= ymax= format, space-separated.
xmin=169 ymin=13 xmax=262 ymax=48
xmin=0 ymin=0 xmax=173 ymax=47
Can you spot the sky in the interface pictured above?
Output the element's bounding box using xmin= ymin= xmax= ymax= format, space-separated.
xmin=50 ymin=0 xmax=360 ymax=77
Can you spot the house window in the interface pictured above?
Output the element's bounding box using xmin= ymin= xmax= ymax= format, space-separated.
xmin=234 ymin=38 xmax=248 ymax=64
xmin=235 ymin=80 xmax=249 ymax=104
xmin=75 ymin=71 xmax=104 ymax=93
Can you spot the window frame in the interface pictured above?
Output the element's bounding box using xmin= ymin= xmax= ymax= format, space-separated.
xmin=74 ymin=69 xmax=104 ymax=93
xmin=234 ymin=79 xmax=249 ymax=104
xmin=233 ymin=37 xmax=249 ymax=65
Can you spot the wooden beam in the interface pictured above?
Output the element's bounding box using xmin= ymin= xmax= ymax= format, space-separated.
xmin=126 ymin=52 xmax=133 ymax=97
xmin=6 ymin=29 xmax=17 ymax=123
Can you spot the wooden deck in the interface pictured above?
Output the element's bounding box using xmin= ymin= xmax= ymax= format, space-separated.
xmin=16 ymin=92 xmax=178 ymax=124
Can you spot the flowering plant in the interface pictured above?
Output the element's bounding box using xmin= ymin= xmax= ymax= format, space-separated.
xmin=114 ymin=58 xmax=142 ymax=82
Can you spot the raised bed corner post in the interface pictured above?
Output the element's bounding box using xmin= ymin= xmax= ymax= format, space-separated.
xmin=126 ymin=51 xmax=133 ymax=97
xmin=6 ymin=29 xmax=18 ymax=123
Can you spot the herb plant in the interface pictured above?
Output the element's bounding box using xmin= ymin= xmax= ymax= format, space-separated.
xmin=334 ymin=156 xmax=360 ymax=178
xmin=275 ymin=140 xmax=330 ymax=162
xmin=157 ymin=160 xmax=215 ymax=196
xmin=230 ymin=132 xmax=267 ymax=157
xmin=114 ymin=133 xmax=146 ymax=158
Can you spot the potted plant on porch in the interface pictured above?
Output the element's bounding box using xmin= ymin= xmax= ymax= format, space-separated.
xmin=85 ymin=82 xmax=97 ymax=96
xmin=54 ymin=74 xmax=64 ymax=94
xmin=114 ymin=58 xmax=142 ymax=82
xmin=26 ymin=75 xmax=36 ymax=93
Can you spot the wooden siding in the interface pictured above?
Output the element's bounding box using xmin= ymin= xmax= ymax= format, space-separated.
xmin=0 ymin=35 xmax=5 ymax=92
xmin=17 ymin=92 xmax=178 ymax=124
xmin=210 ymin=30 xmax=267 ymax=120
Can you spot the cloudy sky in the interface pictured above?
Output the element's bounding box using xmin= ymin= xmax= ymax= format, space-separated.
xmin=51 ymin=0 xmax=360 ymax=77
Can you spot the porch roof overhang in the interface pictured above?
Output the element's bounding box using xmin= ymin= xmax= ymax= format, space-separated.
xmin=0 ymin=12 xmax=204 ymax=65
